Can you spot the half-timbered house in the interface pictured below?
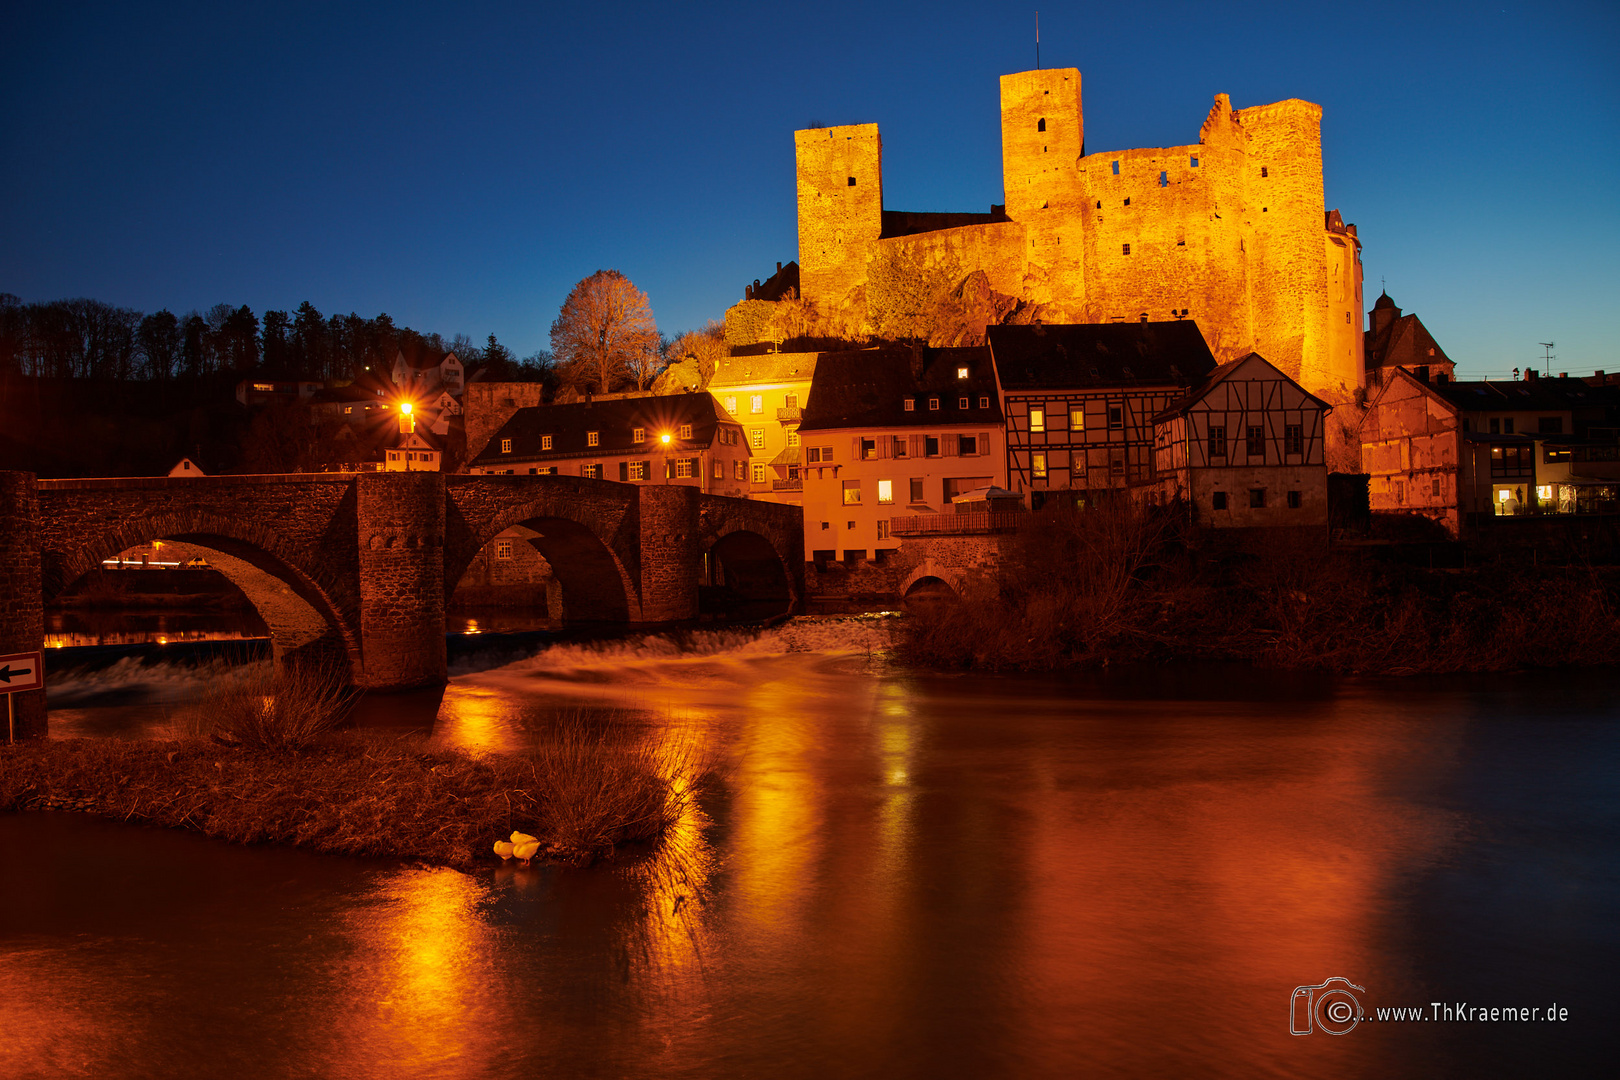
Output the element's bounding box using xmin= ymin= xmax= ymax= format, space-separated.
xmin=1149 ymin=352 xmax=1332 ymax=526
xmin=987 ymin=322 xmax=1218 ymax=508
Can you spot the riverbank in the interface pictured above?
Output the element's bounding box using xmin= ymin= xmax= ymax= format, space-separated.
xmin=0 ymin=729 xmax=701 ymax=869
xmin=896 ymin=507 xmax=1620 ymax=674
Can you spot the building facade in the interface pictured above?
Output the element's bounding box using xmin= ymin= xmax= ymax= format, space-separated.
xmin=1150 ymin=353 xmax=1331 ymax=527
xmin=706 ymin=352 xmax=818 ymax=504
xmin=793 ymin=69 xmax=1364 ymax=403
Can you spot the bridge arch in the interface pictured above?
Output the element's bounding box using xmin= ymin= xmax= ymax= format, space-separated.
xmin=703 ymin=527 xmax=796 ymax=614
xmin=900 ymin=560 xmax=965 ymax=602
xmin=45 ymin=511 xmax=359 ymax=672
xmin=446 ymin=491 xmax=641 ymax=624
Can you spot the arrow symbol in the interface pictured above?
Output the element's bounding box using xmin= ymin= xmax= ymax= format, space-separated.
xmin=0 ymin=665 xmax=31 ymax=684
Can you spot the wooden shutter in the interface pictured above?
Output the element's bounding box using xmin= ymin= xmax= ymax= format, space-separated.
xmin=911 ymin=434 xmax=925 ymax=458
xmin=942 ymin=433 xmax=957 ymax=457
xmin=978 ymin=432 xmax=990 ymax=456
xmin=851 ymin=437 xmax=862 ymax=460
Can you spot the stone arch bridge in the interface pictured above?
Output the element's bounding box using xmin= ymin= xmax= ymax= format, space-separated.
xmin=0 ymin=471 xmax=803 ymax=738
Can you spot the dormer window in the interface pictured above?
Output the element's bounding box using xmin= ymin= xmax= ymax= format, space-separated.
xmin=541 ymin=435 xmax=552 ymax=450
xmin=587 ymin=431 xmax=600 ymax=447
xmin=904 ymin=398 xmax=915 ymax=411
xmin=500 ymin=438 xmax=512 ymax=453
xmin=679 ymin=423 xmax=692 ymax=440
xmin=928 ymin=398 xmax=940 ymax=411
xmin=957 ymin=366 xmax=969 ymax=379
xmin=633 ymin=427 xmax=645 ymax=443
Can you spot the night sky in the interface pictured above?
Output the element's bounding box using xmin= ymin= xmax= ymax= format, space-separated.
xmin=3 ymin=1 xmax=1616 ymax=378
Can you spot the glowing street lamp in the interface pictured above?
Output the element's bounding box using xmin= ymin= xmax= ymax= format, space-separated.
xmin=660 ymin=432 xmax=672 ymax=444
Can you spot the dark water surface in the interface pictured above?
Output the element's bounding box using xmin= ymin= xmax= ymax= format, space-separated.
xmin=5 ymin=618 xmax=1617 ymax=1078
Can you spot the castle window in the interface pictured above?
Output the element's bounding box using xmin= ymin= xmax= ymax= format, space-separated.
xmin=1122 ymin=243 xmax=1131 ymax=255
xmin=1261 ymin=166 xmax=1269 ymax=177
xmin=1037 ymin=118 xmax=1046 ymax=132
xmin=1346 ymin=312 xmax=1351 ymax=323
xmin=1123 ymin=197 xmax=1130 ymax=207
xmin=1191 ymin=156 xmax=1199 ymax=168
xmin=1263 ymin=207 xmax=1268 ymax=213
xmin=1160 ymin=171 xmax=1168 ymax=187
xmin=1112 ymin=160 xmax=1119 ymax=175
xmin=1096 ymin=200 xmax=1102 ymax=209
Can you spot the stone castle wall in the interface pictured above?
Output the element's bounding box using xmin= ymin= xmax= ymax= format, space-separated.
xmin=793 ymin=71 xmax=1364 ymax=402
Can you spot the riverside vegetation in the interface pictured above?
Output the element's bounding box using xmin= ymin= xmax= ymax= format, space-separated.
xmin=0 ymin=661 xmax=707 ymax=868
xmin=896 ymin=502 xmax=1620 ymax=675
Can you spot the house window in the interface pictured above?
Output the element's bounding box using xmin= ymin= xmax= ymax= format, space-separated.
xmin=750 ymin=395 xmax=763 ymax=413
xmin=1110 ymin=457 xmax=1125 ymax=477
xmin=495 ymin=540 xmax=513 ymax=560
xmin=587 ymin=431 xmax=599 ymax=447
xmin=929 ymin=398 xmax=940 ymax=410
xmin=541 ymin=435 xmax=553 ymax=450
xmin=734 ymin=461 xmax=746 ymax=480
xmin=673 ymin=458 xmax=691 ymax=478
xmin=957 ymin=366 xmax=970 ymax=379
xmin=679 ymin=423 xmax=693 ymax=440
xmin=892 ymin=436 xmax=908 ymax=458
xmin=861 ymin=438 xmax=877 ymax=459
xmin=724 ymin=396 xmax=737 ymax=413
xmin=752 ymin=429 xmax=766 ymax=449
xmin=583 ymin=463 xmax=602 ymax=479
xmin=1107 ymin=406 xmax=1123 ymax=430
xmin=1212 ymin=491 xmax=1228 ymax=510
xmin=979 ymin=396 xmax=990 ymax=409
xmin=959 ymin=397 xmax=969 ymax=409
xmin=785 ymin=394 xmax=798 ymax=409
xmin=633 ymin=427 xmax=646 ymax=443
xmin=1246 ymin=425 xmax=1265 ymax=458
xmin=1209 ymin=425 xmax=1226 ymax=458
xmin=1489 ymin=418 xmax=1500 ymax=434
xmin=1030 ymin=407 xmax=1046 ymax=432
xmin=751 ymin=463 xmax=766 ymax=483
xmin=877 ymin=520 xmax=890 ymax=541
xmin=1284 ymin=424 xmax=1303 ymax=455
xmin=500 ymin=438 xmax=512 ymax=454
xmin=1504 ymin=418 xmax=1515 ymax=434
xmin=1287 ymin=490 xmax=1302 ymax=509
xmin=904 ymin=398 xmax=915 ymax=411
xmin=1249 ymin=488 xmax=1266 ymax=509
xmin=1489 ymin=446 xmax=1533 ymax=478
xmin=925 ymin=436 xmax=940 ymax=457
xmin=806 ymin=447 xmax=826 ymax=463
xmin=958 ymin=435 xmax=978 ymax=456
xmin=786 ymin=429 xmax=800 ymax=447
xmin=343 ymin=406 xmax=352 ymax=415
xmin=878 ymin=479 xmax=894 ymax=504
xmin=1032 ymin=453 xmax=1047 ymax=479
xmin=629 ymin=460 xmax=646 ymax=480
xmin=842 ymin=480 xmax=861 ymax=505
xmin=1070 ymin=408 xmax=1084 ymax=431
xmin=909 ymin=478 xmax=925 ymax=503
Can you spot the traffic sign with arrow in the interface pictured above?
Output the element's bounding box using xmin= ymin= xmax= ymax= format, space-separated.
xmin=0 ymin=651 xmax=44 ymax=695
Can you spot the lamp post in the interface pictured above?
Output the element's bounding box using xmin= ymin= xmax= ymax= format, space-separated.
xmin=661 ymin=432 xmax=672 ymax=483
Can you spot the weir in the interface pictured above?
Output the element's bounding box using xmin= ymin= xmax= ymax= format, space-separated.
xmin=0 ymin=470 xmax=803 ymax=737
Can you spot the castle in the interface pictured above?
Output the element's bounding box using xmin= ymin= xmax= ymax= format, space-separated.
xmin=792 ymin=69 xmax=1365 ymax=403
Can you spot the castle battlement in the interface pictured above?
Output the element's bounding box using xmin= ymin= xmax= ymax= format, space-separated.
xmin=791 ymin=70 xmax=1364 ymax=401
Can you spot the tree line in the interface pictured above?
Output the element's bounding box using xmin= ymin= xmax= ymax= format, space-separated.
xmin=0 ymin=293 xmax=541 ymax=384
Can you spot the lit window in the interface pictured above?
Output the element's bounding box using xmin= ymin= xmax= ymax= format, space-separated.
xmin=1070 ymin=408 xmax=1084 ymax=431
xmin=500 ymin=438 xmax=512 ymax=453
xmin=957 ymin=366 xmax=969 ymax=379
xmin=587 ymin=431 xmax=599 ymax=447
xmin=676 ymin=458 xmax=693 ymax=478
xmin=495 ymin=540 xmax=513 ymax=560
xmin=633 ymin=427 xmax=646 ymax=443
xmin=679 ymin=423 xmax=692 ymax=439
xmin=714 ymin=460 xmax=724 ymax=479
xmin=724 ymin=396 xmax=737 ymax=413
xmin=1030 ymin=407 xmax=1045 ymax=433
xmin=734 ymin=461 xmax=746 ymax=480
xmin=904 ymin=398 xmax=915 ymax=411
xmin=751 ymin=429 xmax=765 ymax=448
xmin=842 ymin=480 xmax=861 ymax=505
xmin=541 ymin=435 xmax=552 ymax=450
xmin=753 ymin=463 xmax=767 ymax=483
xmin=629 ymin=460 xmax=646 ymax=480
xmin=928 ymin=398 xmax=939 ymax=411
xmin=750 ymin=395 xmax=763 ymax=413
xmin=1032 ymin=453 xmax=1047 ymax=479
xmin=343 ymin=406 xmax=352 ymax=415
xmin=785 ymin=394 xmax=798 ymax=409
xmin=878 ymin=480 xmax=893 ymax=504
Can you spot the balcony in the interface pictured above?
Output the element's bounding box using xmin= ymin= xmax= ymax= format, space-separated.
xmin=771 ymin=479 xmax=803 ymax=492
xmin=776 ymin=407 xmax=802 ymax=421
xmin=889 ymin=511 xmax=1026 ymax=536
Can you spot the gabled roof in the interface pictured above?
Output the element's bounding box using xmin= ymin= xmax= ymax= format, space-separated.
xmin=987 ymin=321 xmax=1218 ymax=390
xmin=709 ymin=351 xmax=819 ymax=388
xmin=798 ymin=346 xmax=1003 ymax=432
xmin=1154 ymin=352 xmax=1331 ymax=422
xmin=1428 ymin=379 xmax=1586 ymax=412
xmin=1366 ymin=312 xmax=1452 ymax=371
xmin=470 ymin=393 xmax=730 ymax=465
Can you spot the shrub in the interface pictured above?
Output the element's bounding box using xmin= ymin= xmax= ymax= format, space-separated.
xmin=184 ymin=659 xmax=355 ymax=751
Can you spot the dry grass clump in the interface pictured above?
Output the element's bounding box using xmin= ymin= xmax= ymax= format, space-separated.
xmin=0 ymin=712 xmax=711 ymax=869
xmin=180 ymin=659 xmax=355 ymax=751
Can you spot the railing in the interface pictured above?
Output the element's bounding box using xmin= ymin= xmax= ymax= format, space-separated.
xmin=771 ymin=479 xmax=803 ymax=492
xmin=776 ymin=407 xmax=802 ymax=421
xmin=889 ymin=511 xmax=1026 ymax=536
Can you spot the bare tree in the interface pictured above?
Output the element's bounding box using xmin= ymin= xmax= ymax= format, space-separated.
xmin=550 ymin=270 xmax=660 ymax=393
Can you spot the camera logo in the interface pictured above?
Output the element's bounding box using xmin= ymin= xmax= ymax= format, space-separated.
xmin=1290 ymin=978 xmax=1365 ymax=1035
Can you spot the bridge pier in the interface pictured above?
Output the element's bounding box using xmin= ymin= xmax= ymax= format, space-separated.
xmin=355 ymin=473 xmax=447 ymax=691
xmin=637 ymin=485 xmax=701 ymax=622
xmin=0 ymin=472 xmax=46 ymax=739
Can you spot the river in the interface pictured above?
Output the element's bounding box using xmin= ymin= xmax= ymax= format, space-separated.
xmin=3 ymin=616 xmax=1616 ymax=1078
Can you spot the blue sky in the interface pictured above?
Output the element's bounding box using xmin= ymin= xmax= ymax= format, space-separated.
xmin=3 ymin=1 xmax=1616 ymax=378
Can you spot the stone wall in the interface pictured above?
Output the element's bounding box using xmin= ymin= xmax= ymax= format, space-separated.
xmin=355 ymin=473 xmax=446 ymax=689
xmin=0 ymin=472 xmax=46 ymax=738
xmin=796 ymin=124 xmax=883 ymax=310
xmin=464 ymin=382 xmax=548 ymax=466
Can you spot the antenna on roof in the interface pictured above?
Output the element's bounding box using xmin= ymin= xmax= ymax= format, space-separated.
xmin=1035 ymin=11 xmax=1040 ymax=70
xmin=1540 ymin=342 xmax=1556 ymax=367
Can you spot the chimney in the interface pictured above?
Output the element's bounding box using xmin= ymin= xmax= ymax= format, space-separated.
xmin=1526 ymin=368 xmax=1539 ymax=381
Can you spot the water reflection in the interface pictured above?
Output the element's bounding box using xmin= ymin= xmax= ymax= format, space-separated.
xmin=11 ymin=620 xmax=1615 ymax=1076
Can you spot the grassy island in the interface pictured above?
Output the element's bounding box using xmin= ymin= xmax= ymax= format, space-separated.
xmin=0 ymin=665 xmax=702 ymax=869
